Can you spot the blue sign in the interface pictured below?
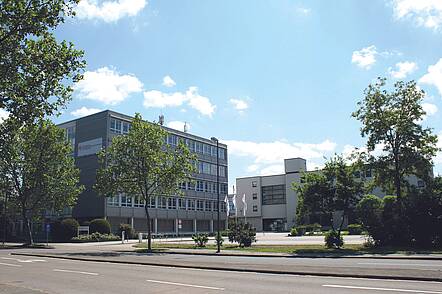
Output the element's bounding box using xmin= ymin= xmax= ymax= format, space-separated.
xmin=45 ymin=223 xmax=51 ymax=232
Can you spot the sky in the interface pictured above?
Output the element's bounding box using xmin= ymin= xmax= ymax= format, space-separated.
xmin=37 ymin=0 xmax=442 ymax=193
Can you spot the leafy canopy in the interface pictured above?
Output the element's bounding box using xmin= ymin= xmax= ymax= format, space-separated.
xmin=352 ymin=78 xmax=439 ymax=198
xmin=0 ymin=0 xmax=85 ymax=121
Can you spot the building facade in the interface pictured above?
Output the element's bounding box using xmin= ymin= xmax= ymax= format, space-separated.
xmin=58 ymin=110 xmax=228 ymax=235
xmin=235 ymin=158 xmax=427 ymax=232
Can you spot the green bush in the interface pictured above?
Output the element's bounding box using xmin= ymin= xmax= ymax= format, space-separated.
xmin=357 ymin=194 xmax=384 ymax=246
xmin=347 ymin=224 xmax=363 ymax=235
xmin=192 ymin=233 xmax=209 ymax=247
xmin=228 ymin=222 xmax=256 ymax=247
xmin=290 ymin=227 xmax=299 ymax=236
xmin=118 ymin=224 xmax=134 ymax=239
xmin=51 ymin=218 xmax=79 ymax=241
xmin=324 ymin=230 xmax=344 ymax=249
xmin=89 ymin=219 xmax=111 ymax=234
xmin=71 ymin=232 xmax=120 ymax=242
xmin=215 ymin=234 xmax=224 ymax=247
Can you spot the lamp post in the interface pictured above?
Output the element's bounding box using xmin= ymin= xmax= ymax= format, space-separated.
xmin=211 ymin=137 xmax=220 ymax=253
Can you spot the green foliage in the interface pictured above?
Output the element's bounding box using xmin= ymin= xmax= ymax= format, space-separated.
xmin=295 ymin=223 xmax=322 ymax=236
xmin=215 ymin=233 xmax=224 ymax=247
xmin=356 ymin=195 xmax=384 ymax=245
xmin=71 ymin=232 xmax=120 ymax=243
xmin=0 ymin=0 xmax=86 ymax=123
xmin=192 ymin=233 xmax=209 ymax=247
xmin=118 ymin=224 xmax=134 ymax=239
xmin=325 ymin=230 xmax=344 ymax=249
xmin=228 ymin=222 xmax=256 ymax=247
xmin=95 ymin=113 xmax=196 ymax=252
xmin=352 ymin=78 xmax=439 ymax=198
xmin=51 ymin=218 xmax=79 ymax=241
xmin=294 ymin=154 xmax=364 ymax=242
xmin=0 ymin=120 xmax=83 ymax=244
xmin=347 ymin=224 xmax=363 ymax=235
xmin=89 ymin=219 xmax=111 ymax=234
xmin=290 ymin=227 xmax=299 ymax=236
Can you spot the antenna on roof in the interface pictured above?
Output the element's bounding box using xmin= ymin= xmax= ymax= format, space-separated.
xmin=159 ymin=114 xmax=164 ymax=126
xmin=184 ymin=122 xmax=188 ymax=133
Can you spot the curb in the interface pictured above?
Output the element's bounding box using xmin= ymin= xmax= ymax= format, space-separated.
xmin=133 ymin=248 xmax=442 ymax=261
xmin=11 ymin=252 xmax=442 ymax=283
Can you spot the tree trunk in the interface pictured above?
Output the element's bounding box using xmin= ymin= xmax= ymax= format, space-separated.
xmin=144 ymin=203 xmax=152 ymax=253
xmin=23 ymin=213 xmax=33 ymax=245
xmin=394 ymin=155 xmax=402 ymax=199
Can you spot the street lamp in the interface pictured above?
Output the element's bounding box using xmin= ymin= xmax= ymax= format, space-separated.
xmin=211 ymin=137 xmax=220 ymax=253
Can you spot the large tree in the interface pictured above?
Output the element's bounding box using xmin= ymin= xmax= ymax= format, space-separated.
xmin=0 ymin=0 xmax=85 ymax=122
xmin=95 ymin=113 xmax=196 ymax=252
xmin=0 ymin=119 xmax=83 ymax=244
xmin=294 ymin=155 xmax=364 ymax=246
xmin=352 ymin=78 xmax=439 ymax=199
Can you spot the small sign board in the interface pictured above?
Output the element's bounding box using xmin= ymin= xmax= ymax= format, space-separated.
xmin=45 ymin=223 xmax=51 ymax=232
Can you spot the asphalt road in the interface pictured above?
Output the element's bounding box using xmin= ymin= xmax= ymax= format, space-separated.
xmin=1 ymin=250 xmax=442 ymax=294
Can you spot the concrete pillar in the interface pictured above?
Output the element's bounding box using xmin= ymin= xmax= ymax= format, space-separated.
xmin=210 ymin=220 xmax=214 ymax=233
xmin=130 ymin=217 xmax=134 ymax=229
xmin=154 ymin=218 xmax=158 ymax=234
xmin=193 ymin=219 xmax=197 ymax=233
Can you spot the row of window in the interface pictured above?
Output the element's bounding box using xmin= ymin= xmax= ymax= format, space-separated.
xmin=354 ymin=170 xmax=372 ymax=178
xmin=262 ymin=184 xmax=286 ymax=205
xmin=107 ymin=195 xmax=227 ymax=212
xmin=110 ymin=118 xmax=227 ymax=160
xmin=196 ymin=161 xmax=227 ymax=177
xmin=178 ymin=181 xmax=228 ymax=194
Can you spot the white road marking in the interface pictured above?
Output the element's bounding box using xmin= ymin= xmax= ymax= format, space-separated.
xmin=53 ymin=269 xmax=99 ymax=276
xmin=358 ymin=262 xmax=442 ymax=267
xmin=0 ymin=262 xmax=22 ymax=267
xmin=1 ymin=257 xmax=47 ymax=263
xmin=322 ymin=284 xmax=442 ymax=293
xmin=146 ymin=279 xmax=224 ymax=290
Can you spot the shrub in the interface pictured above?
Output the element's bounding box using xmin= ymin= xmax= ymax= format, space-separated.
xmin=228 ymin=222 xmax=256 ymax=247
xmin=192 ymin=233 xmax=209 ymax=247
xmin=290 ymin=227 xmax=298 ymax=236
xmin=347 ymin=224 xmax=363 ymax=235
xmin=71 ymin=232 xmax=120 ymax=242
xmin=51 ymin=218 xmax=79 ymax=241
xmin=89 ymin=219 xmax=111 ymax=234
xmin=325 ymin=230 xmax=344 ymax=249
xmin=357 ymin=194 xmax=384 ymax=245
xmin=118 ymin=224 xmax=134 ymax=240
xmin=215 ymin=234 xmax=224 ymax=247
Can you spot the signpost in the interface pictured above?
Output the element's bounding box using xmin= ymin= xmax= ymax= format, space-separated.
xmin=45 ymin=223 xmax=50 ymax=247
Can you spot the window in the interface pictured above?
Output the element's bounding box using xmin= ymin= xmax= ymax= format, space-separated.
xmin=187 ymin=139 xmax=195 ymax=152
xmin=167 ymin=134 xmax=177 ymax=146
xmin=252 ymin=181 xmax=257 ymax=187
xmin=134 ymin=196 xmax=145 ymax=208
xmin=205 ymin=201 xmax=211 ymax=211
xmin=197 ymin=200 xmax=204 ymax=211
xmin=219 ymin=166 xmax=226 ymax=177
xmin=252 ymin=193 xmax=257 ymax=200
xmin=188 ymin=199 xmax=195 ymax=210
xmin=365 ymin=170 xmax=372 ymax=178
xmin=108 ymin=196 xmax=119 ymax=206
xmin=179 ymin=182 xmax=187 ymax=190
xmin=65 ymin=126 xmax=75 ymax=147
xmin=148 ymin=197 xmax=156 ymax=208
xmin=196 ymin=180 xmax=204 ymax=192
xmin=219 ymin=148 xmax=226 ymax=160
xmin=261 ymin=185 xmax=286 ymax=205
xmin=221 ymin=202 xmax=226 ymax=212
xmin=354 ymin=171 xmax=361 ymax=178
xmin=253 ymin=205 xmax=258 ymax=212
xmin=211 ymin=146 xmax=217 ymax=157
xmin=188 ymin=181 xmax=195 ymax=191
xmin=417 ymin=180 xmax=425 ymax=188
xmin=204 ymin=144 xmax=211 ymax=155
xmin=204 ymin=181 xmax=209 ymax=192
xmin=168 ymin=197 xmax=176 ymax=209
xmin=211 ymin=164 xmax=217 ymax=176
xmin=159 ymin=197 xmax=167 ymax=209
xmin=178 ymin=198 xmax=186 ymax=210
xmin=195 ymin=142 xmax=203 ymax=153
xmin=213 ymin=201 xmax=219 ymax=211
xmin=221 ymin=183 xmax=227 ymax=195
xmin=122 ymin=122 xmax=130 ymax=134
xmin=120 ymin=195 xmax=133 ymax=207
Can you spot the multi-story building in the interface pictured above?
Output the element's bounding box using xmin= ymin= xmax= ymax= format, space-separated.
xmin=235 ymin=158 xmax=427 ymax=232
xmin=58 ymin=110 xmax=228 ymax=235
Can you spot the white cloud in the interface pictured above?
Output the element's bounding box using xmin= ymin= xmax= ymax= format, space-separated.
xmin=392 ymin=0 xmax=442 ymax=30
xmin=143 ymin=87 xmax=216 ymax=117
xmin=419 ymin=58 xmax=442 ymax=96
xmin=223 ymin=139 xmax=337 ymax=175
xmin=422 ymin=102 xmax=438 ymax=117
xmin=296 ymin=7 xmax=311 ymax=15
xmin=229 ymin=98 xmax=249 ymax=113
xmin=75 ymin=0 xmax=147 ymax=23
xmin=388 ymin=61 xmax=418 ymax=78
xmin=162 ymin=75 xmax=176 ymax=88
xmin=70 ymin=107 xmax=102 ymax=117
xmin=0 ymin=109 xmax=9 ymax=123
xmin=352 ymin=45 xmax=377 ymax=69
xmin=167 ymin=121 xmax=190 ymax=132
xmin=74 ymin=67 xmax=143 ymax=105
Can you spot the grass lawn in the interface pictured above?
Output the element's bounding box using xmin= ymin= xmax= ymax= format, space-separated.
xmin=133 ymin=242 xmax=442 ymax=255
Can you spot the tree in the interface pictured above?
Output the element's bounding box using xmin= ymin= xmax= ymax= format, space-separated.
xmin=352 ymin=78 xmax=439 ymax=199
xmin=294 ymin=155 xmax=364 ymax=247
xmin=0 ymin=119 xmax=83 ymax=244
xmin=0 ymin=0 xmax=85 ymax=122
xmin=95 ymin=113 xmax=196 ymax=252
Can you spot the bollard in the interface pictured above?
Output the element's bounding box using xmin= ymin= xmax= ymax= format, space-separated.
xmin=121 ymin=231 xmax=125 ymax=244
xmin=138 ymin=232 xmax=142 ymax=243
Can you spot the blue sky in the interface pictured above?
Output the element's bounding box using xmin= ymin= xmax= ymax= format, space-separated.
xmin=47 ymin=0 xmax=442 ymax=192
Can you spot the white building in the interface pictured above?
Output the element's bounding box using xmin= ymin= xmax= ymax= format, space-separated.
xmin=235 ymin=158 xmax=426 ymax=232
